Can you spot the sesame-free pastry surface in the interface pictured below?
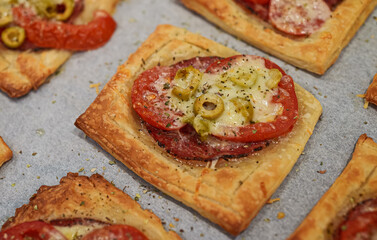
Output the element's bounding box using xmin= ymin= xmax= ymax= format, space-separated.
xmin=75 ymin=24 xmax=322 ymax=235
xmin=0 ymin=137 xmax=12 ymax=168
xmin=288 ymin=134 xmax=377 ymax=240
xmin=0 ymin=0 xmax=119 ymax=98
xmin=180 ymin=0 xmax=377 ymax=75
xmin=2 ymin=173 xmax=181 ymax=240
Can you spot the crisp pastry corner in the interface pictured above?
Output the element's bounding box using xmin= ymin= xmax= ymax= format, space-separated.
xmin=0 ymin=136 xmax=12 ymax=167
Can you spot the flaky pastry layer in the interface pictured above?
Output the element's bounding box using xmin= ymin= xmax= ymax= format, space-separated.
xmin=180 ymin=0 xmax=377 ymax=74
xmin=365 ymin=74 xmax=377 ymax=106
xmin=0 ymin=0 xmax=119 ymax=98
xmin=0 ymin=136 xmax=12 ymax=167
xmin=2 ymin=173 xmax=180 ymax=240
xmin=288 ymin=134 xmax=377 ymax=240
xmin=75 ymin=24 xmax=322 ymax=235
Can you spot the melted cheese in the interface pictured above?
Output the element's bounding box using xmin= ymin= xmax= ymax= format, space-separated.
xmin=168 ymin=56 xmax=283 ymax=136
xmin=55 ymin=223 xmax=106 ymax=240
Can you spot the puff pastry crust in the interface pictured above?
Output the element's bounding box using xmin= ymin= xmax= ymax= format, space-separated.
xmin=365 ymin=74 xmax=377 ymax=106
xmin=180 ymin=0 xmax=377 ymax=74
xmin=75 ymin=24 xmax=322 ymax=235
xmin=0 ymin=0 xmax=119 ymax=98
xmin=0 ymin=136 xmax=12 ymax=167
xmin=2 ymin=173 xmax=181 ymax=240
xmin=288 ymin=134 xmax=377 ymax=240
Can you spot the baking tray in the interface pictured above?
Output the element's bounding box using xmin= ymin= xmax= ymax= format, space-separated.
xmin=0 ymin=0 xmax=376 ymax=239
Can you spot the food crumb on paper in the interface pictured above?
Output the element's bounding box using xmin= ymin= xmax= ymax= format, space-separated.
xmin=90 ymin=83 xmax=101 ymax=94
xmin=267 ymin=198 xmax=281 ymax=204
xmin=277 ymin=212 xmax=285 ymax=219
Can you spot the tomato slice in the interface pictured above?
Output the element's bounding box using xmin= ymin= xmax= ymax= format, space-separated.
xmin=205 ymin=55 xmax=298 ymax=142
xmin=335 ymin=199 xmax=377 ymax=240
xmin=269 ymin=0 xmax=331 ymax=36
xmin=12 ymin=6 xmax=116 ymax=51
xmin=241 ymin=0 xmax=270 ymax=5
xmin=82 ymin=225 xmax=148 ymax=240
xmin=0 ymin=221 xmax=67 ymax=240
xmin=131 ymin=57 xmax=221 ymax=130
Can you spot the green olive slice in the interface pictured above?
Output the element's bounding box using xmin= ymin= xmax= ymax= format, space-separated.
xmin=223 ymin=66 xmax=258 ymax=88
xmin=32 ymin=0 xmax=58 ymax=19
xmin=1 ymin=26 xmax=25 ymax=49
xmin=230 ymin=97 xmax=254 ymax=124
xmin=194 ymin=93 xmax=224 ymax=120
xmin=172 ymin=66 xmax=202 ymax=101
xmin=55 ymin=0 xmax=75 ymax=21
xmin=0 ymin=5 xmax=12 ymax=27
xmin=266 ymin=69 xmax=282 ymax=89
xmin=192 ymin=116 xmax=210 ymax=139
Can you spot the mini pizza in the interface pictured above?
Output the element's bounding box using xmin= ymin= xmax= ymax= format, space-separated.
xmin=0 ymin=173 xmax=181 ymax=240
xmin=0 ymin=0 xmax=118 ymax=98
xmin=75 ymin=24 xmax=322 ymax=235
xmin=288 ymin=134 xmax=377 ymax=240
xmin=0 ymin=136 xmax=12 ymax=167
xmin=180 ymin=0 xmax=377 ymax=74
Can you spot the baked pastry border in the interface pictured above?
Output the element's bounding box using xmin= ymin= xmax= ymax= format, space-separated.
xmin=2 ymin=173 xmax=181 ymax=240
xmin=180 ymin=0 xmax=377 ymax=74
xmin=0 ymin=0 xmax=119 ymax=98
xmin=365 ymin=73 xmax=377 ymax=106
xmin=0 ymin=136 xmax=12 ymax=167
xmin=288 ymin=134 xmax=377 ymax=240
xmin=75 ymin=24 xmax=322 ymax=235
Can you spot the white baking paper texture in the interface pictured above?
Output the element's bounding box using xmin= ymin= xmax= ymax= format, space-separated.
xmin=0 ymin=1 xmax=376 ymax=239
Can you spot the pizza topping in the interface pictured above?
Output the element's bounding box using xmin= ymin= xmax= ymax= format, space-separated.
xmin=81 ymin=225 xmax=148 ymax=240
xmin=0 ymin=4 xmax=12 ymax=27
xmin=1 ymin=26 xmax=25 ymax=48
xmin=12 ymin=6 xmax=116 ymax=51
xmin=33 ymin=0 xmax=75 ymax=21
xmin=269 ymin=0 xmax=331 ymax=36
xmin=238 ymin=0 xmax=333 ymax=36
xmin=172 ymin=66 xmax=203 ymax=101
xmin=132 ymin=57 xmax=222 ymax=131
xmin=0 ymin=221 xmax=67 ymax=240
xmin=133 ymin=55 xmax=297 ymax=160
xmin=146 ymin=123 xmax=267 ymax=160
xmin=201 ymin=55 xmax=297 ymax=142
xmin=335 ymin=198 xmax=377 ymax=240
xmin=0 ymin=221 xmax=149 ymax=240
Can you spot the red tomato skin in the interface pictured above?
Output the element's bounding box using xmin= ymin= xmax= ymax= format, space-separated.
xmin=0 ymin=221 xmax=67 ymax=240
xmin=12 ymin=7 xmax=116 ymax=51
xmin=206 ymin=55 xmax=299 ymax=142
xmin=82 ymin=225 xmax=148 ymax=240
xmin=242 ymin=0 xmax=270 ymax=5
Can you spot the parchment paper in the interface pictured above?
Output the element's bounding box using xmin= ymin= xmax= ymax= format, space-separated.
xmin=0 ymin=0 xmax=376 ymax=239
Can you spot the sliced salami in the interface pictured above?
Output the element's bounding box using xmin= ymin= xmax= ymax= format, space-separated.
xmin=269 ymin=0 xmax=331 ymax=36
xmin=146 ymin=123 xmax=267 ymax=160
xmin=335 ymin=198 xmax=377 ymax=240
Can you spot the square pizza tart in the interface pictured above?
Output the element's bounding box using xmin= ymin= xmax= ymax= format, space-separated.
xmin=288 ymin=134 xmax=377 ymax=240
xmin=75 ymin=24 xmax=322 ymax=235
xmin=0 ymin=0 xmax=118 ymax=98
xmin=180 ymin=0 xmax=377 ymax=74
xmin=1 ymin=173 xmax=181 ymax=240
